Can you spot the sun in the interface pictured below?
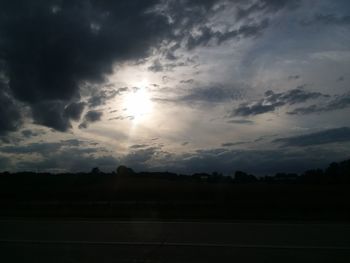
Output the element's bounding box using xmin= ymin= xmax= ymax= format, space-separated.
xmin=123 ymin=86 xmax=153 ymax=121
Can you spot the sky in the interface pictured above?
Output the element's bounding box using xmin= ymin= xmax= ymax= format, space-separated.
xmin=0 ymin=0 xmax=350 ymax=175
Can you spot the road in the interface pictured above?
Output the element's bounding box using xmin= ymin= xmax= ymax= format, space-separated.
xmin=0 ymin=219 xmax=350 ymax=262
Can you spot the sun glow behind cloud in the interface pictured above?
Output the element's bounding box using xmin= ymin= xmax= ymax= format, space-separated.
xmin=123 ymin=81 xmax=153 ymax=123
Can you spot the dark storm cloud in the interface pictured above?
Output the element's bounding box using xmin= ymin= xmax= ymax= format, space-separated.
xmin=0 ymin=0 xmax=172 ymax=132
xmin=84 ymin=111 xmax=103 ymax=122
xmin=64 ymin=102 xmax=85 ymax=121
xmin=288 ymin=93 xmax=350 ymax=115
xmin=31 ymin=101 xmax=85 ymax=132
xmin=0 ymin=88 xmax=22 ymax=136
xmin=79 ymin=110 xmax=103 ymax=129
xmin=273 ymin=127 xmax=350 ymax=147
xmin=0 ymin=0 xmax=305 ymax=134
xmin=232 ymin=87 xmax=329 ymax=116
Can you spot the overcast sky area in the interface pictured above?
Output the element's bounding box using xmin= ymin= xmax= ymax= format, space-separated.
xmin=0 ymin=0 xmax=350 ymax=175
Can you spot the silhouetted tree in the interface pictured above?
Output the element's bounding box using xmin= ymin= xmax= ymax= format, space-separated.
xmin=234 ymin=171 xmax=257 ymax=183
xmin=91 ymin=167 xmax=101 ymax=175
xmin=116 ymin=165 xmax=135 ymax=177
xmin=192 ymin=173 xmax=210 ymax=182
xmin=325 ymin=160 xmax=350 ymax=183
xmin=208 ymin=171 xmax=224 ymax=183
xmin=299 ymin=169 xmax=323 ymax=184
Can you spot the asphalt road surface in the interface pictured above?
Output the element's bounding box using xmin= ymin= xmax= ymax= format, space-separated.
xmin=0 ymin=219 xmax=350 ymax=262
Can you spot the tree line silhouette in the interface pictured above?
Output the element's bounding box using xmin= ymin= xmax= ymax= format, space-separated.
xmin=0 ymin=158 xmax=349 ymax=220
xmin=0 ymin=158 xmax=349 ymax=192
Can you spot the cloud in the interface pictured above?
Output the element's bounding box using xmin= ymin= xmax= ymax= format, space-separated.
xmin=61 ymin=139 xmax=82 ymax=147
xmin=233 ymin=103 xmax=276 ymax=117
xmin=108 ymin=115 xmax=134 ymax=121
xmin=183 ymin=84 xmax=245 ymax=103
xmin=0 ymin=155 xmax=11 ymax=170
xmin=288 ymin=75 xmax=300 ymax=80
xmin=337 ymin=76 xmax=344 ymax=82
xmin=0 ymin=0 xmax=305 ymax=135
xmin=129 ymin=144 xmax=149 ymax=149
xmin=88 ymin=87 xmax=128 ymax=107
xmin=123 ymin=147 xmax=161 ymax=168
xmin=64 ymin=102 xmax=86 ymax=121
xmin=273 ymin=127 xmax=350 ymax=147
xmin=235 ymin=0 xmax=300 ymax=21
xmin=302 ymin=13 xmax=350 ymax=26
xmin=2 ymin=138 xmax=350 ymax=175
xmin=227 ymin=119 xmax=254 ymax=125
xmin=0 ymin=138 xmax=112 ymax=172
xmin=0 ymin=142 xmax=62 ymax=155
xmin=154 ymin=0 xmax=300 ymax=54
xmin=0 ymin=89 xmax=22 ymax=136
xmin=232 ymin=87 xmax=329 ymax=116
xmin=0 ymin=0 xmax=172 ymax=132
xmin=162 ymin=147 xmax=347 ymax=175
xmin=155 ymin=84 xmax=245 ymax=105
xmin=148 ymin=60 xmax=164 ymax=72
xmin=147 ymin=59 xmax=188 ymax=72
xmin=180 ymin=79 xmax=195 ymax=84
xmin=31 ymin=101 xmax=82 ymax=132
xmin=186 ymin=19 xmax=270 ymax=50
xmin=15 ymin=149 xmax=117 ymax=173
xmin=21 ymin=129 xmax=46 ymax=138
xmin=221 ymin=141 xmax=249 ymax=147
xmin=175 ymin=0 xmax=300 ymax=50
xmin=79 ymin=110 xmax=103 ymax=129
xmin=3 ymin=143 xmax=348 ymax=175
xmin=0 ymin=139 xmax=88 ymax=156
xmin=288 ymin=93 xmax=350 ymax=115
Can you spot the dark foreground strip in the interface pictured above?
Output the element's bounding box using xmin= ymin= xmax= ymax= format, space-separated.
xmin=0 ymin=239 xmax=349 ymax=250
